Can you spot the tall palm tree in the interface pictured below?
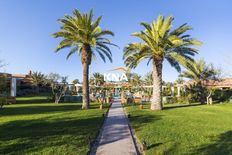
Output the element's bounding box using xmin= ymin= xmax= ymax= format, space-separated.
xmin=123 ymin=15 xmax=202 ymax=110
xmin=53 ymin=9 xmax=116 ymax=109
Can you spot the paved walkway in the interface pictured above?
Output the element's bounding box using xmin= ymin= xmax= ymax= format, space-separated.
xmin=95 ymin=101 xmax=137 ymax=155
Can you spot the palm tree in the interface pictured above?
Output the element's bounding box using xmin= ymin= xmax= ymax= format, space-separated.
xmin=90 ymin=72 xmax=104 ymax=95
xmin=31 ymin=71 xmax=45 ymax=94
xmin=129 ymin=73 xmax=142 ymax=90
xmin=174 ymin=77 xmax=184 ymax=84
xmin=180 ymin=59 xmax=220 ymax=104
xmin=123 ymin=15 xmax=202 ymax=110
xmin=143 ymin=72 xmax=153 ymax=101
xmin=90 ymin=72 xmax=104 ymax=86
xmin=180 ymin=59 xmax=219 ymax=82
xmin=144 ymin=72 xmax=153 ymax=85
xmin=72 ymin=79 xmax=80 ymax=84
xmin=53 ymin=9 xmax=116 ymax=109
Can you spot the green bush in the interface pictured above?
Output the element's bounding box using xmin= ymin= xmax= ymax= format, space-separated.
xmin=178 ymin=83 xmax=207 ymax=103
xmin=212 ymin=89 xmax=232 ymax=102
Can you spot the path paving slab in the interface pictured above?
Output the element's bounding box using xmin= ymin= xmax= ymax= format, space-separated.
xmin=95 ymin=101 xmax=137 ymax=155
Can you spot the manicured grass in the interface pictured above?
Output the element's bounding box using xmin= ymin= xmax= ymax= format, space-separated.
xmin=16 ymin=96 xmax=50 ymax=103
xmin=16 ymin=96 xmax=48 ymax=101
xmin=0 ymin=98 xmax=109 ymax=155
xmin=125 ymin=103 xmax=232 ymax=155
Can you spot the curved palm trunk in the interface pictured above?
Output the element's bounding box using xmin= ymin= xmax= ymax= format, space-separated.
xmin=151 ymin=60 xmax=163 ymax=110
xmin=82 ymin=45 xmax=91 ymax=109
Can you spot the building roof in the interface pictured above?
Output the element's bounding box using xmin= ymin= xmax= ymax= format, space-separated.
xmin=176 ymin=78 xmax=232 ymax=88
xmin=0 ymin=71 xmax=32 ymax=79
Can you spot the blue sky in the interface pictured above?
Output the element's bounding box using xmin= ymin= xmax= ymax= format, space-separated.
xmin=0 ymin=0 xmax=232 ymax=82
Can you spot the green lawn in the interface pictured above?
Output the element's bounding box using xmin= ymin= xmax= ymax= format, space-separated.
xmin=0 ymin=97 xmax=109 ymax=155
xmin=125 ymin=103 xmax=232 ymax=155
xmin=16 ymin=96 xmax=50 ymax=103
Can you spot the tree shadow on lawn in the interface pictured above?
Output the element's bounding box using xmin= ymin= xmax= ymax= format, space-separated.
xmin=0 ymin=116 xmax=103 ymax=154
xmin=0 ymin=103 xmax=102 ymax=116
xmin=0 ymin=104 xmax=81 ymax=116
xmin=128 ymin=113 xmax=162 ymax=134
xmin=190 ymin=130 xmax=232 ymax=155
xmin=163 ymin=103 xmax=202 ymax=110
xmin=125 ymin=102 xmax=203 ymax=110
xmin=16 ymin=99 xmax=51 ymax=104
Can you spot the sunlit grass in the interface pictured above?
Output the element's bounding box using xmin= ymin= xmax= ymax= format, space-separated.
xmin=125 ymin=102 xmax=232 ymax=155
xmin=0 ymin=97 xmax=109 ymax=155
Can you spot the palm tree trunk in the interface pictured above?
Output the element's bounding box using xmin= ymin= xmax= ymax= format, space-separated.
xmin=82 ymin=62 xmax=90 ymax=109
xmin=151 ymin=60 xmax=163 ymax=110
xmin=82 ymin=44 xmax=91 ymax=109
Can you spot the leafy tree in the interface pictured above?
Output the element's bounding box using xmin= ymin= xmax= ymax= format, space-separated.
xmin=180 ymin=59 xmax=221 ymax=104
xmin=44 ymin=73 xmax=68 ymax=104
xmin=163 ymin=82 xmax=174 ymax=96
xmin=123 ymin=15 xmax=202 ymax=110
xmin=53 ymin=9 xmax=116 ymax=109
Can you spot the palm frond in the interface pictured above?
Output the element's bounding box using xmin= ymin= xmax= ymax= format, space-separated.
xmin=53 ymin=9 xmax=116 ymax=64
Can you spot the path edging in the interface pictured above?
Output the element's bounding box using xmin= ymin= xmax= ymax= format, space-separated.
xmin=89 ymin=102 xmax=113 ymax=155
xmin=123 ymin=105 xmax=144 ymax=155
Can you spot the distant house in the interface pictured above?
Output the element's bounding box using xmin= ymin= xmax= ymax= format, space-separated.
xmin=176 ymin=78 xmax=232 ymax=89
xmin=175 ymin=78 xmax=232 ymax=97
xmin=0 ymin=71 xmax=32 ymax=101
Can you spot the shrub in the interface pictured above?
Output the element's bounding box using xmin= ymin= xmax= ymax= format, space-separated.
xmin=212 ymin=88 xmax=232 ymax=102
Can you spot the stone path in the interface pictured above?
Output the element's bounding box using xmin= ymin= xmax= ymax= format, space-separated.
xmin=94 ymin=101 xmax=137 ymax=155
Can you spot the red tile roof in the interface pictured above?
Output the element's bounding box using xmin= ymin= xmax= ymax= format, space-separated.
xmin=177 ymin=78 xmax=232 ymax=88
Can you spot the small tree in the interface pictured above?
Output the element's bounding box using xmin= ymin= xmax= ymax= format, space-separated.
xmin=45 ymin=73 xmax=68 ymax=104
